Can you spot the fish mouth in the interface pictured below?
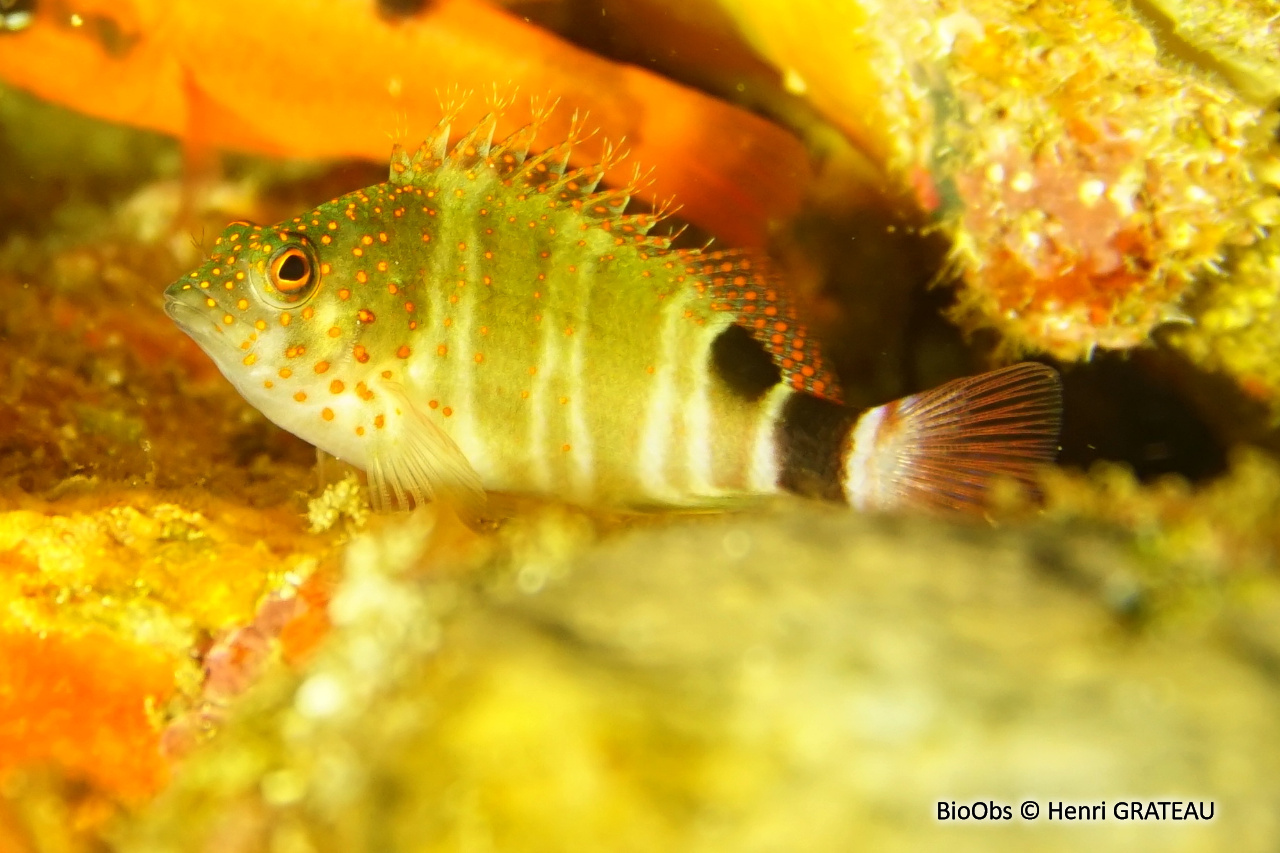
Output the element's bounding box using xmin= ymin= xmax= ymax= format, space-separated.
xmin=164 ymin=295 xmax=233 ymax=355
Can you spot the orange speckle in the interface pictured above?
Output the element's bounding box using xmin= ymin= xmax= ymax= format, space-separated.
xmin=294 ymin=391 xmax=308 ymax=402
xmin=442 ymin=407 xmax=453 ymax=417
xmin=356 ymin=426 xmax=366 ymax=436
xmin=322 ymin=407 xmax=335 ymax=421
xmin=362 ymin=234 xmax=374 ymax=245
xmin=279 ymin=367 xmax=292 ymax=379
xmin=429 ymin=399 xmax=439 ymax=409
xmin=474 ymin=353 xmax=484 ymax=363
xmin=338 ymin=288 xmax=351 ymax=300
xmin=558 ymin=396 xmax=569 ymax=404
xmin=397 ymin=345 xmax=411 ymax=358
xmin=328 ymin=326 xmax=342 ymax=338
xmin=353 ymin=345 xmax=369 ymax=363
xmin=321 ymin=234 xmax=332 ymax=245
xmin=222 ymin=314 xmax=234 ymax=325
xmin=254 ymin=319 xmax=267 ymax=331
xmin=357 ymin=308 xmax=376 ymax=324
xmin=437 ymin=344 xmax=448 ymax=357
xmin=377 ymin=260 xmax=389 ymax=272
xmin=315 ymin=361 xmax=330 ymax=373
xmin=381 ymin=370 xmax=393 ymax=379
xmin=353 ymin=247 xmax=364 ymax=257
xmin=520 ymin=390 xmax=530 ymax=399
xmin=375 ymin=414 xmax=386 ymax=429
xmin=302 ymin=306 xmax=315 ymax=320
xmin=562 ymin=443 xmax=571 ymax=452
xmin=263 ymin=380 xmax=273 ymax=388
xmin=280 ymin=312 xmax=292 ymax=326
xmin=646 ymin=365 xmax=655 ymax=374
xmin=321 ymin=262 xmax=332 ymax=274
xmin=236 ymin=298 xmax=249 ymax=310
xmin=330 ymin=379 xmax=345 ymax=394
xmin=356 ymin=271 xmax=368 ymax=284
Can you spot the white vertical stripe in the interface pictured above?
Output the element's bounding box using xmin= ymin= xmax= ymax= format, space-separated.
xmin=844 ymin=404 xmax=887 ymax=510
xmin=567 ymin=259 xmax=595 ymax=499
xmin=637 ymin=292 xmax=691 ymax=501
xmin=684 ymin=340 xmax=714 ymax=494
xmin=529 ymin=271 xmax=557 ymax=492
xmin=747 ymin=384 xmax=795 ymax=493
xmin=450 ymin=239 xmax=487 ymax=472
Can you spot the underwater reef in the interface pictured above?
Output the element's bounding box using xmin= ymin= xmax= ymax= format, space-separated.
xmin=1 ymin=0 xmax=1280 ymax=850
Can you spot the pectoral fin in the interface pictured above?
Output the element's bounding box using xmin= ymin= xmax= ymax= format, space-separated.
xmin=366 ymin=382 xmax=487 ymax=517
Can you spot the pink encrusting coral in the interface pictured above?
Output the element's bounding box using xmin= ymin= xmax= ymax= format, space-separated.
xmin=939 ymin=5 xmax=1264 ymax=360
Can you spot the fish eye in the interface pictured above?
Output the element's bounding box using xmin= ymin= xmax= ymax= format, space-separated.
xmin=264 ymin=242 xmax=320 ymax=305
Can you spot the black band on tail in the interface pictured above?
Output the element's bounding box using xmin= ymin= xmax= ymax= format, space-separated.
xmin=775 ymin=393 xmax=858 ymax=501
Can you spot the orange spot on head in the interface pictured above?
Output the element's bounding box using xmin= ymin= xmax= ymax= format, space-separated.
xmin=374 ymin=414 xmax=386 ymax=429
xmin=442 ymin=407 xmax=453 ymax=417
xmin=279 ymin=367 xmax=292 ymax=379
xmin=315 ymin=361 xmax=330 ymax=373
xmin=356 ymin=271 xmax=368 ymax=284
xmin=330 ymin=379 xmax=345 ymax=394
xmin=328 ymin=326 xmax=342 ymax=338
xmin=356 ymin=426 xmax=366 ymax=436
xmin=338 ymin=288 xmax=351 ymax=300
xmin=321 ymin=407 xmax=335 ymax=421
xmin=428 ymin=399 xmax=439 ymax=409
xmin=357 ymin=308 xmax=376 ymax=324
xmin=353 ymin=345 xmax=369 ymax=363
xmin=474 ymin=353 xmax=484 ymax=363
xmin=294 ymin=391 xmax=307 ymax=402
xmin=280 ymin=312 xmax=292 ymax=326
xmin=302 ymin=306 xmax=314 ymax=320
xmin=561 ymin=443 xmax=571 ymax=452
xmin=397 ymin=345 xmax=411 ymax=359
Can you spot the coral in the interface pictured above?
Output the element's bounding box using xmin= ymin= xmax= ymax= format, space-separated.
xmin=119 ymin=506 xmax=1280 ymax=853
xmin=720 ymin=0 xmax=1271 ymax=362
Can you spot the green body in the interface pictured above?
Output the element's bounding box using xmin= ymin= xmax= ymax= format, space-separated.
xmin=164 ymin=116 xmax=831 ymax=509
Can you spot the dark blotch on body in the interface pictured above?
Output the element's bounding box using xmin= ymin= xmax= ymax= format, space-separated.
xmin=710 ymin=323 xmax=782 ymax=402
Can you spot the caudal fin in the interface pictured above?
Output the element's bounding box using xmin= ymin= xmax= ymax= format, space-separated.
xmin=842 ymin=363 xmax=1063 ymax=514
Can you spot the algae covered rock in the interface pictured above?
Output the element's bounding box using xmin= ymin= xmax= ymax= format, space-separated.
xmin=122 ymin=505 xmax=1277 ymax=853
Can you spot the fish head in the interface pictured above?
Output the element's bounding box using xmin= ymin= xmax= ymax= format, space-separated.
xmin=164 ymin=220 xmax=356 ymax=421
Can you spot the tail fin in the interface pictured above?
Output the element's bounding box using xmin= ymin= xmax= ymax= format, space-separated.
xmin=843 ymin=363 xmax=1062 ymax=514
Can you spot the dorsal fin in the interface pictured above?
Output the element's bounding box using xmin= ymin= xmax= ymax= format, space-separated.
xmin=683 ymin=248 xmax=842 ymax=403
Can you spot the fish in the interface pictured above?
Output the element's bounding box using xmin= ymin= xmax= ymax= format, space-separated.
xmin=163 ymin=109 xmax=1062 ymax=516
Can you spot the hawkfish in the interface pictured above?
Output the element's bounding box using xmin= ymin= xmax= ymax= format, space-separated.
xmin=164 ymin=109 xmax=1062 ymax=516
